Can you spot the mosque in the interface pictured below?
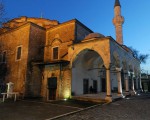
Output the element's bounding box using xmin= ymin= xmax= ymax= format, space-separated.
xmin=0 ymin=0 xmax=142 ymax=102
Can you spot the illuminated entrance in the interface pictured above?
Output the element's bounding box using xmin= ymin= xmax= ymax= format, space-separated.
xmin=47 ymin=77 xmax=57 ymax=100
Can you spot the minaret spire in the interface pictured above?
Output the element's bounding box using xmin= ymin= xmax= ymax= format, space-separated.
xmin=113 ymin=0 xmax=124 ymax=45
xmin=114 ymin=0 xmax=121 ymax=7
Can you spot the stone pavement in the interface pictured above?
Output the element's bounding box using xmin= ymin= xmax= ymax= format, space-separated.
xmin=55 ymin=93 xmax=150 ymax=120
xmin=0 ymin=93 xmax=150 ymax=120
xmin=0 ymin=100 xmax=80 ymax=120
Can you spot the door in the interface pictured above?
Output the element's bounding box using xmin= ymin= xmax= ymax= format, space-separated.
xmin=101 ymin=78 xmax=106 ymax=92
xmin=47 ymin=77 xmax=57 ymax=100
xmin=93 ymin=80 xmax=97 ymax=93
xmin=121 ymin=70 xmax=125 ymax=89
xmin=83 ymin=79 xmax=89 ymax=94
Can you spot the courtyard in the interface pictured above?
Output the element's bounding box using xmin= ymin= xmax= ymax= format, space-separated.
xmin=0 ymin=98 xmax=101 ymax=120
xmin=0 ymin=92 xmax=150 ymax=120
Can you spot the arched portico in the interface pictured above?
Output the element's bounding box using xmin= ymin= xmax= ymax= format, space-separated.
xmin=69 ymin=44 xmax=111 ymax=68
xmin=111 ymin=51 xmax=124 ymax=97
xmin=68 ymin=39 xmax=112 ymax=101
xmin=71 ymin=49 xmax=104 ymax=95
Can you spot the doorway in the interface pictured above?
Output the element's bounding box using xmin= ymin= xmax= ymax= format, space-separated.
xmin=47 ymin=77 xmax=57 ymax=100
xmin=93 ymin=80 xmax=97 ymax=93
xmin=101 ymin=78 xmax=106 ymax=92
xmin=83 ymin=79 xmax=89 ymax=94
xmin=121 ymin=70 xmax=125 ymax=89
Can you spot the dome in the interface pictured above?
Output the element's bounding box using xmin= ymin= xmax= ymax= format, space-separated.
xmin=84 ymin=33 xmax=105 ymax=39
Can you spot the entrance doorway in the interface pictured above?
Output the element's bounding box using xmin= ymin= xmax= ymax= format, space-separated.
xmin=121 ymin=70 xmax=125 ymax=89
xmin=93 ymin=80 xmax=97 ymax=93
xmin=47 ymin=77 xmax=57 ymax=100
xmin=83 ymin=79 xmax=89 ymax=94
xmin=101 ymin=78 xmax=106 ymax=92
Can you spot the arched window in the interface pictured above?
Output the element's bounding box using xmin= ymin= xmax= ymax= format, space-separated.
xmin=52 ymin=47 xmax=59 ymax=60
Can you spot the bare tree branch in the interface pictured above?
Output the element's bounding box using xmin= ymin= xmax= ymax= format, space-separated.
xmin=129 ymin=47 xmax=149 ymax=64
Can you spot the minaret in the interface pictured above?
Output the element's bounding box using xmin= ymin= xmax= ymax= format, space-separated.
xmin=113 ymin=0 xmax=124 ymax=45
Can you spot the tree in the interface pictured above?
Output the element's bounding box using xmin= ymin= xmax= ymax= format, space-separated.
xmin=0 ymin=1 xmax=7 ymax=81
xmin=130 ymin=47 xmax=149 ymax=64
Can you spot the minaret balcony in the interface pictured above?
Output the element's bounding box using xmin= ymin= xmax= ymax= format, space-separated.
xmin=113 ymin=16 xmax=124 ymax=25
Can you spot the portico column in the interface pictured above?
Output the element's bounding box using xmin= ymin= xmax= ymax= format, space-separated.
xmin=131 ymin=72 xmax=136 ymax=95
xmin=105 ymin=64 xmax=112 ymax=102
xmin=131 ymin=73 xmax=134 ymax=90
xmin=124 ymin=72 xmax=129 ymax=92
xmin=135 ymin=76 xmax=139 ymax=90
xmin=116 ymin=68 xmax=124 ymax=97
xmin=139 ymin=74 xmax=143 ymax=92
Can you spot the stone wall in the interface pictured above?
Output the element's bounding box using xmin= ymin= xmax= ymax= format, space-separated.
xmin=0 ymin=24 xmax=30 ymax=93
xmin=110 ymin=39 xmax=140 ymax=73
xmin=44 ymin=21 xmax=75 ymax=62
xmin=76 ymin=22 xmax=92 ymax=41
xmin=2 ymin=16 xmax=59 ymax=31
xmin=41 ymin=64 xmax=71 ymax=100
xmin=25 ymin=24 xmax=46 ymax=97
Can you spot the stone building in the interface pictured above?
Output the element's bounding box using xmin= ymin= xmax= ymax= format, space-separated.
xmin=0 ymin=0 xmax=142 ymax=102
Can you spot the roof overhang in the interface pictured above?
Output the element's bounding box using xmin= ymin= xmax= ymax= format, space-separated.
xmin=33 ymin=60 xmax=70 ymax=66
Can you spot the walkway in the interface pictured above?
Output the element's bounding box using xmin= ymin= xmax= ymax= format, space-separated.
xmin=56 ymin=93 xmax=150 ymax=120
xmin=72 ymin=91 xmax=130 ymax=102
xmin=0 ymin=100 xmax=80 ymax=120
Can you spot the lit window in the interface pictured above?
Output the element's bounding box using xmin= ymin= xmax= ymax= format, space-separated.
xmin=53 ymin=47 xmax=59 ymax=60
xmin=16 ymin=46 xmax=22 ymax=60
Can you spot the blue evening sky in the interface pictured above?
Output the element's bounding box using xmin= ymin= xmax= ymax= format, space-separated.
xmin=3 ymin=0 xmax=150 ymax=73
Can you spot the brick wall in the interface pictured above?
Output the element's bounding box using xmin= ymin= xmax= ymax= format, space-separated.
xmin=25 ymin=24 xmax=46 ymax=97
xmin=44 ymin=22 xmax=75 ymax=62
xmin=0 ymin=24 xmax=30 ymax=94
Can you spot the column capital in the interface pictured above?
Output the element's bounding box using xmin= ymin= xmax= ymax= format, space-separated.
xmin=104 ymin=63 xmax=111 ymax=70
xmin=115 ymin=67 xmax=122 ymax=72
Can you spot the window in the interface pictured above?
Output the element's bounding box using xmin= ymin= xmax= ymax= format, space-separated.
xmin=53 ymin=47 xmax=59 ymax=60
xmin=0 ymin=51 xmax=7 ymax=63
xmin=2 ymin=51 xmax=6 ymax=62
xmin=16 ymin=46 xmax=22 ymax=60
xmin=0 ymin=54 xmax=2 ymax=62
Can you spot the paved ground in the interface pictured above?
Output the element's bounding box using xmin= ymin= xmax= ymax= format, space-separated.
xmin=0 ymin=100 xmax=80 ymax=120
xmin=0 ymin=93 xmax=150 ymax=120
xmin=55 ymin=93 xmax=150 ymax=120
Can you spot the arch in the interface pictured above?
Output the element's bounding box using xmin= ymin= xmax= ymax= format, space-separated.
xmin=50 ymin=38 xmax=62 ymax=46
xmin=72 ymin=48 xmax=104 ymax=69
xmin=128 ymin=64 xmax=133 ymax=72
xmin=71 ymin=48 xmax=105 ymax=95
xmin=69 ymin=46 xmax=110 ymax=69
xmin=134 ymin=66 xmax=139 ymax=77
xmin=122 ymin=59 xmax=128 ymax=71
xmin=112 ymin=51 xmax=121 ymax=68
